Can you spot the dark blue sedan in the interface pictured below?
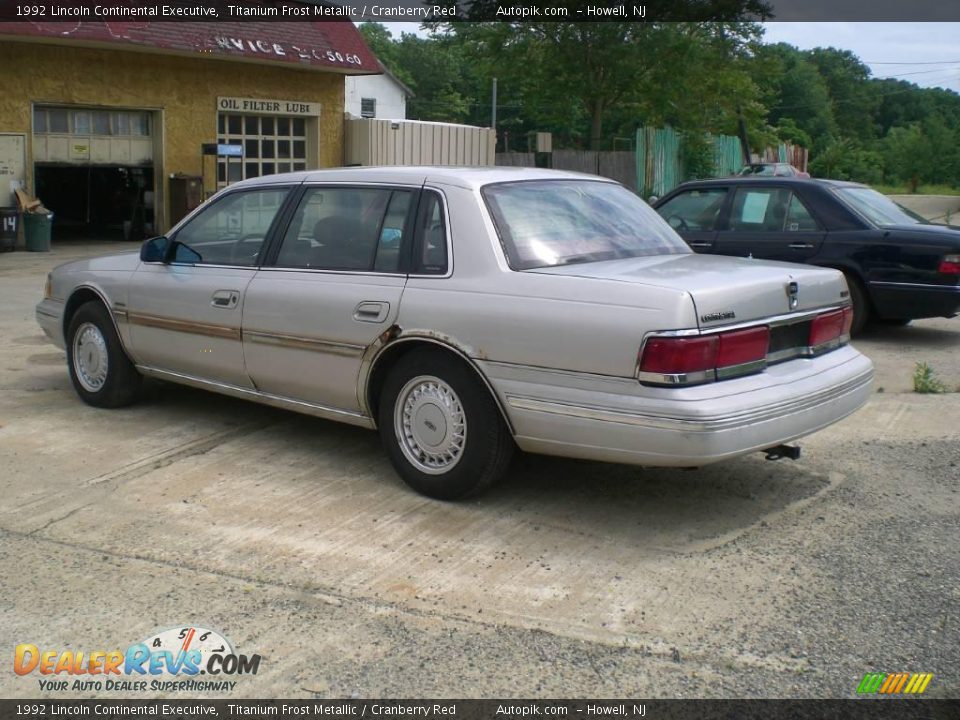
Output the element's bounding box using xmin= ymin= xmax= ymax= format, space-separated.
xmin=654 ymin=178 xmax=960 ymax=334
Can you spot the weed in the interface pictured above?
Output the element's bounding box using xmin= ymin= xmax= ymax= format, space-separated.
xmin=913 ymin=362 xmax=947 ymax=394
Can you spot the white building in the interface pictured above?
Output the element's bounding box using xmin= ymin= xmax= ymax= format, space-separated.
xmin=345 ymin=62 xmax=413 ymax=120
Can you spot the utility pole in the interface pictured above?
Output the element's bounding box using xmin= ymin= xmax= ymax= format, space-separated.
xmin=491 ymin=77 xmax=498 ymax=153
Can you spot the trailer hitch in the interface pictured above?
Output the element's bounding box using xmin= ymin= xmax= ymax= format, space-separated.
xmin=764 ymin=444 xmax=801 ymax=461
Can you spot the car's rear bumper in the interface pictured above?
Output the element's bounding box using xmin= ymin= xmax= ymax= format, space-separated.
xmin=36 ymin=298 xmax=65 ymax=349
xmin=869 ymin=281 xmax=960 ymax=320
xmin=482 ymin=346 xmax=874 ymax=467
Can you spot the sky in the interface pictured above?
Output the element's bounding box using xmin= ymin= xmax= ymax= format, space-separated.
xmin=762 ymin=23 xmax=960 ymax=92
xmin=372 ymin=22 xmax=960 ymax=93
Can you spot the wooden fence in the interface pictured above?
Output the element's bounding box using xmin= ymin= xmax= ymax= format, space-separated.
xmin=496 ymin=128 xmax=808 ymax=198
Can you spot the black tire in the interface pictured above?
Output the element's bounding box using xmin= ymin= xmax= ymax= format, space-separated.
xmin=378 ymin=348 xmax=513 ymax=500
xmin=844 ymin=273 xmax=870 ymax=336
xmin=877 ymin=317 xmax=912 ymax=327
xmin=66 ymin=301 xmax=142 ymax=408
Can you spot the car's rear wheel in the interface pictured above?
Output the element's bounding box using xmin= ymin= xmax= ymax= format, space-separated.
xmin=67 ymin=301 xmax=142 ymax=408
xmin=378 ymin=349 xmax=513 ymax=500
xmin=843 ymin=273 xmax=870 ymax=335
xmin=877 ymin=317 xmax=912 ymax=327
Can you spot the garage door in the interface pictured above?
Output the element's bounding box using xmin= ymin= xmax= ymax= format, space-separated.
xmin=33 ymin=106 xmax=153 ymax=165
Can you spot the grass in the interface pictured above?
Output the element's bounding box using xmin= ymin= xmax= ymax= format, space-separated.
xmin=912 ymin=362 xmax=948 ymax=394
xmin=876 ymin=184 xmax=960 ymax=196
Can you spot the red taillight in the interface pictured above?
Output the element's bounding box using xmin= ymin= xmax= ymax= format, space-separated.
xmin=716 ymin=327 xmax=770 ymax=368
xmin=639 ymin=336 xmax=718 ymax=374
xmin=639 ymin=326 xmax=769 ymax=383
xmin=841 ymin=306 xmax=854 ymax=337
xmin=939 ymin=254 xmax=960 ymax=275
xmin=809 ymin=309 xmax=846 ymax=347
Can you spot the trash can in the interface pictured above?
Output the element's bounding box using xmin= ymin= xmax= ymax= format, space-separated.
xmin=23 ymin=212 xmax=53 ymax=252
xmin=0 ymin=208 xmax=18 ymax=252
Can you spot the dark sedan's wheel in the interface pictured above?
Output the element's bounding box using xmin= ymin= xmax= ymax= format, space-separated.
xmin=379 ymin=349 xmax=513 ymax=500
xmin=67 ymin=301 xmax=142 ymax=408
xmin=843 ymin=273 xmax=870 ymax=336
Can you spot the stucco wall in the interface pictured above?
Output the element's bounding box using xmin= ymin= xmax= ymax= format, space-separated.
xmin=345 ymin=74 xmax=407 ymax=120
xmin=0 ymin=40 xmax=346 ymax=231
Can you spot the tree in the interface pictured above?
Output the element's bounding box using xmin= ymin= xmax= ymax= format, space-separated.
xmin=434 ymin=19 xmax=767 ymax=150
xmin=883 ymin=124 xmax=932 ymax=192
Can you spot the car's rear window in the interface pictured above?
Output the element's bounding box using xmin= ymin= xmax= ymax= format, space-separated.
xmin=482 ymin=180 xmax=690 ymax=270
xmin=835 ymin=187 xmax=928 ymax=227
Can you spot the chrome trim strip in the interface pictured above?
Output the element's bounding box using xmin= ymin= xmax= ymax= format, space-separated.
xmin=127 ymin=311 xmax=242 ymax=341
xmin=506 ymin=368 xmax=873 ymax=433
xmin=650 ymin=304 xmax=847 ymax=338
xmin=36 ymin=306 xmax=60 ymax=320
xmin=135 ymin=365 xmax=375 ymax=429
xmin=259 ymin=267 xmax=406 ymax=278
xmin=637 ymin=358 xmax=770 ymax=387
xmin=243 ymin=329 xmax=365 ymax=356
xmin=715 ymin=358 xmax=768 ymax=380
xmin=869 ymin=281 xmax=960 ymax=292
xmin=636 ymin=369 xmax=715 ymax=386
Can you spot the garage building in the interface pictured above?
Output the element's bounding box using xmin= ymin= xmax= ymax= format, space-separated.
xmin=0 ymin=19 xmax=380 ymax=243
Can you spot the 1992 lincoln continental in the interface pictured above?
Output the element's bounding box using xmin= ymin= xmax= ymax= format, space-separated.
xmin=36 ymin=167 xmax=874 ymax=499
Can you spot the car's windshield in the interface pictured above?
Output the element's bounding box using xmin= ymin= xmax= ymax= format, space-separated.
xmin=836 ymin=187 xmax=928 ymax=227
xmin=482 ymin=180 xmax=690 ymax=270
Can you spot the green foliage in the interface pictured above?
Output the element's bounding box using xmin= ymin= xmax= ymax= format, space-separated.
xmin=680 ymin=131 xmax=716 ymax=180
xmin=913 ymin=362 xmax=947 ymax=394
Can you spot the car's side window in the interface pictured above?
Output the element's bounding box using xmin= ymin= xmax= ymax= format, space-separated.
xmin=784 ymin=193 xmax=819 ymax=231
xmin=173 ymin=189 xmax=288 ymax=266
xmin=729 ymin=188 xmax=791 ymax=232
xmin=412 ymin=192 xmax=448 ymax=275
xmin=655 ymin=188 xmax=727 ymax=232
xmin=374 ymin=191 xmax=413 ymax=273
xmin=275 ymin=187 xmax=409 ymax=272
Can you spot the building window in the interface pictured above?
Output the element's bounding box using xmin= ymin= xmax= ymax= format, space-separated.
xmin=33 ymin=107 xmax=151 ymax=136
xmin=360 ymin=98 xmax=376 ymax=118
xmin=217 ymin=113 xmax=308 ymax=188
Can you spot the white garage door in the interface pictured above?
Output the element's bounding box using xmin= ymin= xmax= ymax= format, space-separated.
xmin=33 ymin=107 xmax=153 ymax=165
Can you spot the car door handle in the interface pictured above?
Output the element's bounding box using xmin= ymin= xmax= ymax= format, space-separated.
xmin=354 ymin=301 xmax=389 ymax=323
xmin=688 ymin=241 xmax=713 ymax=249
xmin=789 ymin=242 xmax=814 ymax=250
xmin=211 ymin=290 xmax=240 ymax=309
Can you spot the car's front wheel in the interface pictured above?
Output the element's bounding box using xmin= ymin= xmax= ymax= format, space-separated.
xmin=66 ymin=301 xmax=142 ymax=408
xmin=378 ymin=349 xmax=513 ymax=500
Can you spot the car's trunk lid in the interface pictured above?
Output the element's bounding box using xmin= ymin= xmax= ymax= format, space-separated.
xmin=529 ymin=253 xmax=848 ymax=329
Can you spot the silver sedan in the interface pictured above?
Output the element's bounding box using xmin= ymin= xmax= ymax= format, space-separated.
xmin=36 ymin=167 xmax=874 ymax=499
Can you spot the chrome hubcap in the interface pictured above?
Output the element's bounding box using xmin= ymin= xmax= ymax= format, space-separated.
xmin=73 ymin=322 xmax=108 ymax=392
xmin=394 ymin=375 xmax=466 ymax=475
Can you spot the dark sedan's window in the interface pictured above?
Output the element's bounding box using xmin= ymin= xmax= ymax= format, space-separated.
xmin=785 ymin=193 xmax=819 ymax=231
xmin=483 ymin=180 xmax=689 ymax=270
xmin=173 ymin=189 xmax=289 ymax=266
xmin=729 ymin=188 xmax=792 ymax=232
xmin=656 ymin=188 xmax=727 ymax=231
xmin=276 ymin=187 xmax=410 ymax=272
xmin=836 ymin=187 xmax=927 ymax=227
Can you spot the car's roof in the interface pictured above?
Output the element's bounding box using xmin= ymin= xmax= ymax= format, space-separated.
xmin=674 ymin=176 xmax=866 ymax=190
xmin=232 ymin=165 xmax=611 ymax=191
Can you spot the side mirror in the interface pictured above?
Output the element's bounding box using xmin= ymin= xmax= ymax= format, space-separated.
xmin=140 ymin=236 xmax=170 ymax=263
